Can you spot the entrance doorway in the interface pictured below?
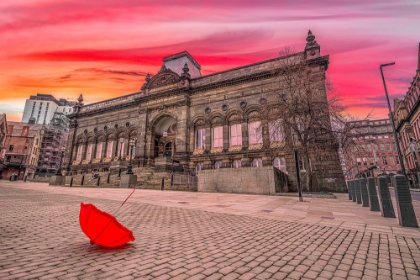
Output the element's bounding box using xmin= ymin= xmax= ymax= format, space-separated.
xmin=164 ymin=142 xmax=172 ymax=157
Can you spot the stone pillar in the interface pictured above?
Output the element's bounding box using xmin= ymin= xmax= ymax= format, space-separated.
xmin=223 ymin=124 xmax=229 ymax=151
xmin=189 ymin=127 xmax=196 ymax=152
xmin=144 ymin=131 xmax=153 ymax=160
xmin=261 ymin=120 xmax=270 ymax=148
xmin=205 ymin=127 xmax=211 ymax=152
xmin=175 ymin=106 xmax=188 ymax=154
xmin=355 ymin=179 xmax=362 ymax=204
xmin=242 ymin=123 xmax=249 ymax=149
xmin=346 ymin=180 xmax=352 ymax=200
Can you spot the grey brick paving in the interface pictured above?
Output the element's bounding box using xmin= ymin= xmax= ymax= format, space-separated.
xmin=1 ymin=183 xmax=420 ymax=279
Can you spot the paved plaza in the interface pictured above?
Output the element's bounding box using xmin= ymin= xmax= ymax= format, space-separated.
xmin=1 ymin=182 xmax=420 ymax=279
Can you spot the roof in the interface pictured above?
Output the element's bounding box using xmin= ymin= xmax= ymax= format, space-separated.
xmin=7 ymin=121 xmax=43 ymax=137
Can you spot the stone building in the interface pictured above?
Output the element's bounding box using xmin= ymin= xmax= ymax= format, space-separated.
xmin=394 ymin=43 xmax=420 ymax=186
xmin=64 ymin=31 xmax=345 ymax=192
xmin=0 ymin=114 xmax=8 ymax=179
xmin=2 ymin=121 xmax=43 ymax=180
xmin=343 ymin=118 xmax=400 ymax=179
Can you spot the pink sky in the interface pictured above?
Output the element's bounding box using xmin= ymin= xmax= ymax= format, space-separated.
xmin=1 ymin=0 xmax=419 ymax=121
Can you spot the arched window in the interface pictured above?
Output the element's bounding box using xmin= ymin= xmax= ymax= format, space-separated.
xmin=196 ymin=162 xmax=204 ymax=173
xmin=233 ymin=159 xmax=241 ymax=168
xmin=214 ymin=161 xmax=223 ymax=169
xmin=252 ymin=158 xmax=263 ymax=167
xmin=273 ymin=157 xmax=287 ymax=173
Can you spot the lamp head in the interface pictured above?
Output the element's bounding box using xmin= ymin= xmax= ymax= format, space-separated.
xmin=380 ymin=62 xmax=395 ymax=68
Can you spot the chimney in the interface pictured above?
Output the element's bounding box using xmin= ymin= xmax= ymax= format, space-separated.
xmin=418 ymin=42 xmax=420 ymax=70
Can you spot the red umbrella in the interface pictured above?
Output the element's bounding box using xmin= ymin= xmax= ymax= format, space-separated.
xmin=79 ymin=188 xmax=136 ymax=247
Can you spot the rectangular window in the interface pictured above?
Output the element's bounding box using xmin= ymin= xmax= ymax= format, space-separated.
xmin=196 ymin=128 xmax=206 ymax=149
xmin=86 ymin=144 xmax=93 ymax=160
xmin=212 ymin=126 xmax=223 ymax=147
xmin=106 ymin=141 xmax=113 ymax=158
xmin=118 ymin=141 xmax=125 ymax=157
xmin=357 ymin=158 xmax=361 ymax=166
xmin=96 ymin=143 xmax=102 ymax=159
xmin=230 ymin=124 xmax=242 ymax=146
xmin=76 ymin=146 xmax=82 ymax=161
xmin=380 ymin=144 xmax=385 ymax=151
xmin=396 ymin=156 xmax=400 ymax=165
xmin=249 ymin=121 xmax=262 ymax=144
xmin=386 ymin=143 xmax=391 ymax=151
xmin=269 ymin=119 xmax=284 ymax=142
xmin=363 ymin=157 xmax=367 ymax=166
xmin=383 ymin=156 xmax=388 ymax=165
xmin=9 ymin=145 xmax=13 ymax=152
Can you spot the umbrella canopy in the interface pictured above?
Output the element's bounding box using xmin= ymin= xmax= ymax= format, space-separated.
xmin=79 ymin=203 xmax=135 ymax=247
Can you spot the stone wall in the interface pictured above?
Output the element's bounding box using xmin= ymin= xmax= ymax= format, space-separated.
xmin=197 ymin=166 xmax=288 ymax=195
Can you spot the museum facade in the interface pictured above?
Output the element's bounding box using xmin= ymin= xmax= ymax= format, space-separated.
xmin=64 ymin=31 xmax=345 ymax=192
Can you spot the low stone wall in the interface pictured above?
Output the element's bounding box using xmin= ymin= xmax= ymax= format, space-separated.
xmin=197 ymin=166 xmax=288 ymax=195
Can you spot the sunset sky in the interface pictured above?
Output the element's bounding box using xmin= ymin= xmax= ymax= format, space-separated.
xmin=1 ymin=0 xmax=419 ymax=121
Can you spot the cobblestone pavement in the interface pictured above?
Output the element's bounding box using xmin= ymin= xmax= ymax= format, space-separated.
xmin=1 ymin=182 xmax=420 ymax=280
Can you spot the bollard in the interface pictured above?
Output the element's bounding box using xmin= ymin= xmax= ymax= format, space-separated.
xmin=97 ymin=176 xmax=100 ymax=186
xmin=347 ymin=180 xmax=352 ymax=200
xmin=359 ymin=178 xmax=369 ymax=207
xmin=161 ymin=178 xmax=164 ymax=191
xmin=355 ymin=179 xmax=362 ymax=204
xmin=351 ymin=180 xmax=357 ymax=202
xmin=81 ymin=175 xmax=85 ymax=186
xmin=377 ymin=176 xmax=395 ymax=218
xmin=107 ymin=173 xmax=110 ymax=183
xmin=70 ymin=177 xmax=73 ymax=187
xmin=392 ymin=175 xmax=418 ymax=228
xmin=367 ymin=178 xmax=380 ymax=211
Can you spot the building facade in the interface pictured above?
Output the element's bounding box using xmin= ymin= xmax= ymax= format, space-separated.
xmin=343 ymin=118 xmax=400 ymax=179
xmin=0 ymin=114 xmax=8 ymax=178
xmin=2 ymin=122 xmax=43 ymax=180
xmin=394 ymin=43 xmax=420 ymax=186
xmin=64 ymin=31 xmax=345 ymax=192
xmin=21 ymin=94 xmax=76 ymax=125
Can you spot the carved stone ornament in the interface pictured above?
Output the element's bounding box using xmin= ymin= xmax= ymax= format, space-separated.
xmin=72 ymin=160 xmax=81 ymax=166
xmin=211 ymin=116 xmax=223 ymax=124
xmin=102 ymin=157 xmax=112 ymax=163
xmin=222 ymin=104 xmax=229 ymax=111
xmin=228 ymin=145 xmax=242 ymax=152
xmin=193 ymin=148 xmax=205 ymax=155
xmin=205 ymin=107 xmax=211 ymax=114
xmin=81 ymin=159 xmax=91 ymax=165
xmin=84 ymin=129 xmax=88 ymax=134
xmin=147 ymin=66 xmax=180 ymax=89
xmin=248 ymin=143 xmax=263 ymax=150
xmin=269 ymin=141 xmax=285 ymax=149
xmin=210 ymin=147 xmax=223 ymax=154
xmin=228 ymin=114 xmax=241 ymax=122
xmin=240 ymin=101 xmax=247 ymax=108
xmin=92 ymin=158 xmax=101 ymax=164
xmin=195 ymin=119 xmax=206 ymax=127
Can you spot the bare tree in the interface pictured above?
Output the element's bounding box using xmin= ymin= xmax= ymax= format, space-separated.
xmin=260 ymin=46 xmax=351 ymax=191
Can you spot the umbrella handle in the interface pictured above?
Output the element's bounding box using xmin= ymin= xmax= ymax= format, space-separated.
xmin=115 ymin=186 xmax=135 ymax=214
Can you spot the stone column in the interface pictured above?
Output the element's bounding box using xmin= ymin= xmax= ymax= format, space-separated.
xmin=242 ymin=123 xmax=249 ymax=149
xmin=175 ymin=106 xmax=188 ymax=154
xmin=190 ymin=127 xmax=196 ymax=152
xmin=144 ymin=131 xmax=153 ymax=160
xmin=223 ymin=124 xmax=229 ymax=151
xmin=261 ymin=120 xmax=270 ymax=148
xmin=205 ymin=127 xmax=211 ymax=152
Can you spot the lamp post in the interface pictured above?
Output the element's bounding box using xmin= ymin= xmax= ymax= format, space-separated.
xmin=126 ymin=138 xmax=136 ymax=175
xmin=56 ymin=147 xmax=66 ymax=176
xmin=118 ymin=138 xmax=124 ymax=161
xmin=293 ymin=148 xmax=303 ymax=202
xmin=409 ymin=137 xmax=420 ymax=188
xmin=380 ymin=62 xmax=408 ymax=181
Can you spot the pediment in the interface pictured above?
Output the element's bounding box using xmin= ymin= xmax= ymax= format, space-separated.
xmin=144 ymin=65 xmax=181 ymax=90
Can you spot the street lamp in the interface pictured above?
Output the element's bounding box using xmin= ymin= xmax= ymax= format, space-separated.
xmin=293 ymin=148 xmax=303 ymax=202
xmin=380 ymin=62 xmax=408 ymax=181
xmin=126 ymin=138 xmax=136 ymax=174
xmin=56 ymin=147 xmax=66 ymax=176
xmin=118 ymin=138 xmax=124 ymax=161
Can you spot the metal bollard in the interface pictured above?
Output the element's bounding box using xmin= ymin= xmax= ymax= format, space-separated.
xmin=351 ymin=180 xmax=357 ymax=202
xmin=161 ymin=178 xmax=164 ymax=191
xmin=377 ymin=176 xmax=395 ymax=218
xmin=347 ymin=180 xmax=352 ymax=200
xmin=355 ymin=179 xmax=362 ymax=204
xmin=392 ymin=175 xmax=418 ymax=227
xmin=367 ymin=178 xmax=380 ymax=211
xmin=360 ymin=178 xmax=369 ymax=207
xmin=70 ymin=177 xmax=73 ymax=187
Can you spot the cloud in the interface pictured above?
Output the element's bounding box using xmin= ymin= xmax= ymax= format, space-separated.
xmin=75 ymin=68 xmax=148 ymax=77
